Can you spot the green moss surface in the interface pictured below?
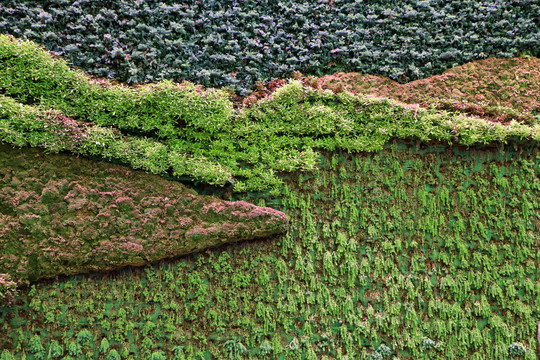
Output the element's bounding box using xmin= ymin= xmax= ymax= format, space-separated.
xmin=0 ymin=145 xmax=288 ymax=289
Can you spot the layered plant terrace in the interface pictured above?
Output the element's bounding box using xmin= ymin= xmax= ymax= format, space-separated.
xmin=0 ymin=34 xmax=539 ymax=360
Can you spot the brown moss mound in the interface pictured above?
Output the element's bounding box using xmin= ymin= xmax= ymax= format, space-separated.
xmin=318 ymin=57 xmax=540 ymax=114
xmin=0 ymin=145 xmax=288 ymax=286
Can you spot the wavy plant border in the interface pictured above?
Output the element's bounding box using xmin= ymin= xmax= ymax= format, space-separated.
xmin=1 ymin=35 xmax=539 ymax=193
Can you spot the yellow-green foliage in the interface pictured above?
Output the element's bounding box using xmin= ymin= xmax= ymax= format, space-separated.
xmin=0 ymin=95 xmax=233 ymax=184
xmin=1 ymin=35 xmax=539 ymax=192
xmin=0 ymin=34 xmax=233 ymax=139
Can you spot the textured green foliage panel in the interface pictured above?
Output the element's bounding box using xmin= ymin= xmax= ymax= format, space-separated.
xmin=1 ymin=142 xmax=538 ymax=359
xmin=0 ymin=0 xmax=538 ymax=93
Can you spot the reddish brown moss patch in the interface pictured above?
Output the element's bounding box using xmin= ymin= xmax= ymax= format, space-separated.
xmin=317 ymin=57 xmax=540 ymax=115
xmin=0 ymin=145 xmax=288 ymax=287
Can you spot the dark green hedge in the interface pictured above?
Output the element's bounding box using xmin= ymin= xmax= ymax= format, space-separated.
xmin=0 ymin=0 xmax=538 ymax=94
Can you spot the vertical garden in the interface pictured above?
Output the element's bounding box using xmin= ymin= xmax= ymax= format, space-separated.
xmin=0 ymin=0 xmax=539 ymax=359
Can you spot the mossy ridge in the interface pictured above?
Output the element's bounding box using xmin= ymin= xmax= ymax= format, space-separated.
xmin=0 ymin=144 xmax=288 ymax=296
xmin=317 ymin=57 xmax=540 ymax=115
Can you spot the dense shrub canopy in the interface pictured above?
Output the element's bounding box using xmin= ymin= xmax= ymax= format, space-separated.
xmin=0 ymin=0 xmax=538 ymax=94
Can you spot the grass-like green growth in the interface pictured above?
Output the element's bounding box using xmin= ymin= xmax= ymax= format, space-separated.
xmin=1 ymin=35 xmax=539 ymax=193
xmin=1 ymin=142 xmax=538 ymax=359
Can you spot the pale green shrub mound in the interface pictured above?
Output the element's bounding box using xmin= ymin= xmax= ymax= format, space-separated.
xmin=1 ymin=35 xmax=539 ymax=193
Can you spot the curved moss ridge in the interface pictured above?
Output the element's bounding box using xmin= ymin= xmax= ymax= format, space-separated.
xmin=318 ymin=57 xmax=540 ymax=115
xmin=1 ymin=35 xmax=539 ymax=192
xmin=0 ymin=145 xmax=288 ymax=298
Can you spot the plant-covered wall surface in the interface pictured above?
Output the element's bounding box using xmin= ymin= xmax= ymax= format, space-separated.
xmin=1 ymin=142 xmax=538 ymax=359
xmin=0 ymin=9 xmax=539 ymax=359
xmin=0 ymin=0 xmax=538 ymax=94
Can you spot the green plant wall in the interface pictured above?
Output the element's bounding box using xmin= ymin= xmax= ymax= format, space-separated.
xmin=0 ymin=0 xmax=538 ymax=94
xmin=1 ymin=142 xmax=538 ymax=360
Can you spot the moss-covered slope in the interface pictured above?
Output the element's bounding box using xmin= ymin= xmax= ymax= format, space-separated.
xmin=0 ymin=145 xmax=288 ymax=288
xmin=317 ymin=57 xmax=540 ymax=116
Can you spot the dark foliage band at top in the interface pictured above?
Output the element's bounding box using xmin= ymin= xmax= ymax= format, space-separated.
xmin=0 ymin=0 xmax=538 ymax=94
